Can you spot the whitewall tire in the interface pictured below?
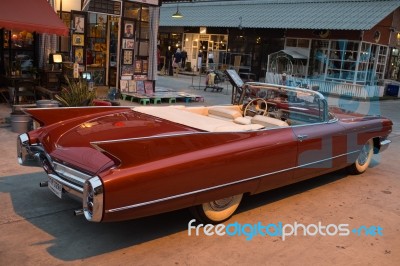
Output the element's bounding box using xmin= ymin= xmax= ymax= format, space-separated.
xmin=348 ymin=139 xmax=374 ymax=175
xmin=190 ymin=194 xmax=243 ymax=224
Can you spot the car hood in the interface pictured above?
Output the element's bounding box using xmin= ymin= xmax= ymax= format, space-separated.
xmin=37 ymin=109 xmax=199 ymax=174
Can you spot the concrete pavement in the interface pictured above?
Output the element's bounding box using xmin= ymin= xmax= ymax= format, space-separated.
xmin=0 ymin=75 xmax=399 ymax=265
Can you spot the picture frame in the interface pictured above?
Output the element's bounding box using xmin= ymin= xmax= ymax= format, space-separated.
xmin=123 ymin=21 xmax=134 ymax=39
xmin=94 ymin=43 xmax=101 ymax=51
xmin=73 ymin=14 xmax=85 ymax=33
xmin=100 ymin=43 xmax=107 ymax=52
xmin=135 ymin=60 xmax=142 ymax=73
xmin=123 ymin=39 xmax=134 ymax=49
xmin=74 ymin=47 xmax=84 ymax=64
xmin=120 ymin=80 xmax=129 ymax=93
xmin=72 ymin=34 xmax=84 ymax=46
xmin=97 ymin=14 xmax=107 ymax=25
xmin=122 ymin=49 xmax=133 ymax=65
xmin=121 ymin=65 xmax=134 ymax=75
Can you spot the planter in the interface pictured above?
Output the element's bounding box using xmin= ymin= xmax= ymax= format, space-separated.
xmin=36 ymin=100 xmax=60 ymax=108
xmin=10 ymin=112 xmax=32 ymax=133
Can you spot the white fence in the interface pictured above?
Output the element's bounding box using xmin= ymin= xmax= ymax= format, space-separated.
xmin=265 ymin=72 xmax=383 ymax=100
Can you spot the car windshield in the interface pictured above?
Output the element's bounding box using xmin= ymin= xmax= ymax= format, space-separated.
xmin=241 ymin=82 xmax=329 ymax=124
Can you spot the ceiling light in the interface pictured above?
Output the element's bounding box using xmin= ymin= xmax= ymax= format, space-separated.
xmin=172 ymin=5 xmax=183 ymax=18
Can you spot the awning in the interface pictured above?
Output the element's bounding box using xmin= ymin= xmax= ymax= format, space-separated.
xmin=160 ymin=0 xmax=400 ymax=30
xmin=0 ymin=0 xmax=68 ymax=36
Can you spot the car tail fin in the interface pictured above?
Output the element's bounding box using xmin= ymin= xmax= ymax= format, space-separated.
xmin=24 ymin=107 xmax=130 ymax=127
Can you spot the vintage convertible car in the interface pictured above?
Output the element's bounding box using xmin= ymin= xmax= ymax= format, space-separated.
xmin=17 ymin=83 xmax=392 ymax=223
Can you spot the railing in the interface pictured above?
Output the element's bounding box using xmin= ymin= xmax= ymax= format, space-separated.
xmin=265 ymin=72 xmax=382 ymax=100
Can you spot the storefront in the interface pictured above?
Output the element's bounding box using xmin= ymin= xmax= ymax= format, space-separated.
xmin=160 ymin=0 xmax=400 ymax=88
xmin=60 ymin=0 xmax=160 ymax=94
xmin=0 ymin=0 xmax=68 ymax=76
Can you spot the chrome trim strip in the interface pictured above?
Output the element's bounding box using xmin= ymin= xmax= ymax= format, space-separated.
xmin=53 ymin=162 xmax=92 ymax=186
xmin=83 ymin=176 xmax=104 ymax=222
xmin=106 ymin=150 xmax=359 ymax=213
xmin=48 ymin=173 xmax=83 ymax=193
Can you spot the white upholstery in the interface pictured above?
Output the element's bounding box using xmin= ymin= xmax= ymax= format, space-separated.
xmin=234 ymin=116 xmax=252 ymax=125
xmin=133 ymin=106 xmax=288 ymax=132
xmin=251 ymin=115 xmax=289 ymax=128
xmin=208 ymin=107 xmax=242 ymax=120
xmin=134 ymin=106 xmax=263 ymax=132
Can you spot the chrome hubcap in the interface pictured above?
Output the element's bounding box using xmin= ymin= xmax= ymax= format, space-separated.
xmin=358 ymin=143 xmax=370 ymax=166
xmin=209 ymin=197 xmax=234 ymax=211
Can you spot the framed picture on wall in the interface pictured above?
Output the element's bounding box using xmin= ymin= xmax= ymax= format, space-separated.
xmin=121 ymin=65 xmax=134 ymax=75
xmin=122 ymin=49 xmax=133 ymax=65
xmin=74 ymin=47 xmax=84 ymax=64
xmin=123 ymin=39 xmax=134 ymax=49
xmin=135 ymin=60 xmax=142 ymax=73
xmin=72 ymin=34 xmax=84 ymax=46
xmin=123 ymin=21 xmax=134 ymax=38
xmin=73 ymin=14 xmax=85 ymax=33
xmin=94 ymin=43 xmax=101 ymax=51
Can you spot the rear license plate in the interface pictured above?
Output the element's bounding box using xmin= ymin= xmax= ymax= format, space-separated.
xmin=48 ymin=176 xmax=62 ymax=199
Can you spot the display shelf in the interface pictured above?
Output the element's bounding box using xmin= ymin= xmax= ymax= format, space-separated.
xmin=86 ymin=13 xmax=108 ymax=85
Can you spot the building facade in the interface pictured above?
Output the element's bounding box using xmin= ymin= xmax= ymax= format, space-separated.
xmin=159 ymin=0 xmax=400 ymax=97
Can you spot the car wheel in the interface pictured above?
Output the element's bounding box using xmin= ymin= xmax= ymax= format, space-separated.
xmin=348 ymin=139 xmax=373 ymax=175
xmin=190 ymin=194 xmax=243 ymax=224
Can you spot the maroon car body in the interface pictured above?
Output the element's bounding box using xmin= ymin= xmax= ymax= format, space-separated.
xmin=17 ymin=83 xmax=392 ymax=223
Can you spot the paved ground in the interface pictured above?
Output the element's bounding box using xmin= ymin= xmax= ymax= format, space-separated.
xmin=0 ymin=76 xmax=399 ymax=265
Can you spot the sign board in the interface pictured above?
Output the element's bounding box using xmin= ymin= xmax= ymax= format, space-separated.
xmin=225 ymin=69 xmax=244 ymax=88
xmin=128 ymin=0 xmax=161 ymax=6
xmin=83 ymin=0 xmax=122 ymax=15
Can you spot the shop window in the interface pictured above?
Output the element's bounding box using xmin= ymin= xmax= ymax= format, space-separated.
xmin=2 ymin=29 xmax=35 ymax=75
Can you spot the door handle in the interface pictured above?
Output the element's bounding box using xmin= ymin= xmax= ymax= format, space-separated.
xmin=297 ymin=134 xmax=308 ymax=142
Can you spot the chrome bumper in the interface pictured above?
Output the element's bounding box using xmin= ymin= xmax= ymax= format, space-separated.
xmin=17 ymin=133 xmax=104 ymax=222
xmin=17 ymin=133 xmax=42 ymax=166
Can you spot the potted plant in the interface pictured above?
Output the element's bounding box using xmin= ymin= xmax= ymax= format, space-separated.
xmin=55 ymin=76 xmax=96 ymax=107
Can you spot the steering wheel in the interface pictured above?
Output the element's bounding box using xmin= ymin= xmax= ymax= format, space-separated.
xmin=243 ymin=98 xmax=268 ymax=117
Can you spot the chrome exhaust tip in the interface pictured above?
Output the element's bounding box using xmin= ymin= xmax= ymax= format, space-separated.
xmin=39 ymin=181 xmax=48 ymax=187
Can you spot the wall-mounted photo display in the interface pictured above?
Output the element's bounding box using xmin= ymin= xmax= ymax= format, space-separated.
xmin=73 ymin=14 xmax=85 ymax=33
xmin=123 ymin=39 xmax=134 ymax=49
xmin=136 ymin=80 xmax=145 ymax=94
xmin=135 ymin=60 xmax=142 ymax=73
xmin=74 ymin=47 xmax=84 ymax=64
xmin=123 ymin=21 xmax=134 ymax=38
xmin=72 ymin=34 xmax=85 ymax=46
xmin=94 ymin=43 xmax=101 ymax=51
xmin=121 ymin=65 xmax=134 ymax=75
xmin=122 ymin=49 xmax=133 ymax=65
xmin=120 ymin=80 xmax=129 ymax=93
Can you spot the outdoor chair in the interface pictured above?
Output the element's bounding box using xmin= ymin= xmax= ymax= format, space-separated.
xmin=13 ymin=79 xmax=37 ymax=105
